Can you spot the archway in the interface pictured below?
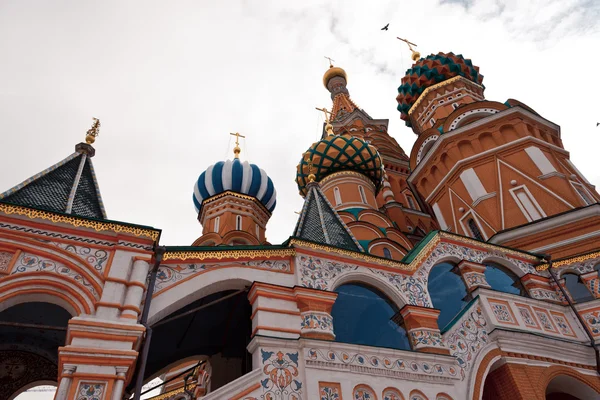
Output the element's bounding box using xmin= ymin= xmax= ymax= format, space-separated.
xmin=484 ymin=263 xmax=527 ymax=296
xmin=428 ymin=262 xmax=469 ymax=330
xmin=0 ymin=302 xmax=70 ymax=399
xmin=331 ymin=282 xmax=410 ymax=350
xmin=130 ymin=289 xmax=252 ymax=395
xmin=545 ymin=375 xmax=599 ymax=400
xmin=11 ymin=383 xmax=57 ymax=400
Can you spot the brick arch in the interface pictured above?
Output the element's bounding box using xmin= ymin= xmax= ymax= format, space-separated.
xmin=470 ymin=347 xmax=502 ymax=400
xmin=536 ymin=365 xmax=600 ymax=396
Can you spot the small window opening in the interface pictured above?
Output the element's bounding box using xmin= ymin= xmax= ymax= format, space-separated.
xmin=334 ymin=187 xmax=342 ymax=205
xmin=468 ymin=218 xmax=484 ymax=241
xmin=383 ymin=248 xmax=392 ymax=259
xmin=358 ymin=186 xmax=367 ymax=204
xmin=236 ymin=215 xmax=242 ymax=230
xmin=214 ymin=216 xmax=220 ymax=232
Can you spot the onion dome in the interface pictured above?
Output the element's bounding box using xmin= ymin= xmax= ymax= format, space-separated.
xmin=323 ymin=65 xmax=347 ymax=88
xmin=396 ymin=52 xmax=484 ymax=126
xmin=193 ymin=158 xmax=277 ymax=214
xmin=296 ymin=134 xmax=384 ymax=196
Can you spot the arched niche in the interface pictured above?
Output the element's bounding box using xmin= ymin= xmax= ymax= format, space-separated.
xmin=428 ymin=262 xmax=469 ymax=330
xmin=331 ymin=282 xmax=410 ymax=350
xmin=562 ymin=271 xmax=594 ymax=303
xmin=545 ymin=374 xmax=599 ymax=399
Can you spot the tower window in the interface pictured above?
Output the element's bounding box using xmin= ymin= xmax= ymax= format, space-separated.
xmin=255 ymin=224 xmax=259 ymax=237
xmin=405 ymin=194 xmax=416 ymax=210
xmin=572 ymin=182 xmax=595 ymax=205
xmin=334 ymin=187 xmax=342 ymax=205
xmin=214 ymin=216 xmax=220 ymax=233
xmin=452 ymin=102 xmax=460 ymax=110
xmin=236 ymin=215 xmax=242 ymax=230
xmin=383 ymin=247 xmax=392 ymax=259
xmin=429 ymin=118 xmax=436 ymax=127
xmin=467 ymin=218 xmax=484 ymax=241
xmin=358 ymin=186 xmax=367 ymax=204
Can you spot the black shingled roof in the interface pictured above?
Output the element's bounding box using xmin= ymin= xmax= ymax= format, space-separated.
xmin=293 ymin=182 xmax=362 ymax=252
xmin=0 ymin=151 xmax=106 ymax=219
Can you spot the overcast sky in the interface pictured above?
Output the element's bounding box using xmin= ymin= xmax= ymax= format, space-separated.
xmin=1 ymin=0 xmax=599 ymax=249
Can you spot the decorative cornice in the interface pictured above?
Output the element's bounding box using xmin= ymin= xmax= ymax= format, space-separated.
xmin=0 ymin=203 xmax=159 ymax=240
xmin=408 ymin=76 xmax=483 ymax=116
xmin=163 ymin=248 xmax=295 ymax=261
xmin=200 ymin=190 xmax=271 ymax=215
xmin=542 ymin=250 xmax=600 ymax=270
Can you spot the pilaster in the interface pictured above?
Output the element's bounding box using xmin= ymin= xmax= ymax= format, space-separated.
xmin=294 ymin=287 xmax=337 ymax=340
xmin=394 ymin=305 xmax=450 ymax=355
xmin=521 ymin=274 xmax=566 ymax=304
xmin=457 ymin=260 xmax=490 ymax=294
xmin=248 ymin=282 xmax=301 ymax=339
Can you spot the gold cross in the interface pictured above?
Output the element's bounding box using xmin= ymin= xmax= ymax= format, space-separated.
xmin=315 ymin=107 xmax=332 ymax=123
xmin=324 ymin=56 xmax=335 ymax=67
xmin=229 ymin=132 xmax=245 ymax=147
xmin=230 ymin=132 xmax=246 ymax=158
xmin=397 ymin=37 xmax=421 ymax=61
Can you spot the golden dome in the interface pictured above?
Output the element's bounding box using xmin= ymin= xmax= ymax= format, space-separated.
xmin=323 ymin=65 xmax=347 ymax=88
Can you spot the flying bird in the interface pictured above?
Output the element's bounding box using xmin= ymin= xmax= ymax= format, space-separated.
xmin=597 ymin=122 xmax=599 ymax=127
xmin=381 ymin=23 xmax=389 ymax=31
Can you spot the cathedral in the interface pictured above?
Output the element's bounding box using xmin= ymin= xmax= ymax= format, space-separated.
xmin=1 ymin=47 xmax=600 ymax=400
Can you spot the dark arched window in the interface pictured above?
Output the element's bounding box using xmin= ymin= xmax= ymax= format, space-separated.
xmin=332 ymin=283 xmax=410 ymax=350
xmin=383 ymin=248 xmax=392 ymax=259
xmin=485 ymin=264 xmax=527 ymax=296
xmin=563 ymin=273 xmax=594 ymax=303
xmin=468 ymin=218 xmax=484 ymax=241
xmin=428 ymin=263 xmax=469 ymax=330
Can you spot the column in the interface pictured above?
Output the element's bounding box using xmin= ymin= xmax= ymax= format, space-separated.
xmin=394 ymin=305 xmax=450 ymax=355
xmin=248 ymin=282 xmax=301 ymax=339
xmin=294 ymin=287 xmax=338 ymax=340
xmin=121 ymin=259 xmax=150 ymax=320
xmin=521 ymin=274 xmax=566 ymax=304
xmin=110 ymin=367 xmax=128 ymax=400
xmin=55 ymin=365 xmax=76 ymax=400
xmin=457 ymin=260 xmax=490 ymax=294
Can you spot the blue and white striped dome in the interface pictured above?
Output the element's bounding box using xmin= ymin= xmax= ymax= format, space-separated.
xmin=193 ymin=158 xmax=277 ymax=214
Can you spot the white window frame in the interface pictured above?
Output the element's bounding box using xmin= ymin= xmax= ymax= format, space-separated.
xmin=570 ymin=181 xmax=595 ymax=206
xmin=214 ymin=216 xmax=220 ymax=232
xmin=459 ymin=211 xmax=487 ymax=240
xmin=358 ymin=185 xmax=367 ymax=204
xmin=334 ymin=187 xmax=342 ymax=205
xmin=509 ymin=185 xmax=546 ymax=222
xmin=236 ymin=215 xmax=242 ymax=230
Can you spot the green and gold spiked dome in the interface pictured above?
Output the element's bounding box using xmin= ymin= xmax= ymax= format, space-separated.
xmin=296 ymin=133 xmax=384 ymax=197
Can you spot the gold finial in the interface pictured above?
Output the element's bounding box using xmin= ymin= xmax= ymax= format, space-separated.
xmin=397 ymin=37 xmax=421 ymax=62
xmin=304 ymin=153 xmax=316 ymax=183
xmin=324 ymin=56 xmax=335 ymax=68
xmin=85 ymin=117 xmax=100 ymax=144
xmin=315 ymin=107 xmax=335 ymax=136
xmin=229 ymin=132 xmax=246 ymax=159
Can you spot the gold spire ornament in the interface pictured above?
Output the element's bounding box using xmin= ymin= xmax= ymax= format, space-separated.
xmin=397 ymin=37 xmax=421 ymax=62
xmin=315 ymin=107 xmax=335 ymax=136
xmin=229 ymin=132 xmax=246 ymax=159
xmin=85 ymin=118 xmax=101 ymax=144
xmin=304 ymin=153 xmax=316 ymax=183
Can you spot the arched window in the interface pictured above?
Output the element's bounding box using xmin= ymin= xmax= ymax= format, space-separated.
xmin=236 ymin=215 xmax=242 ymax=230
xmin=214 ymin=216 xmax=220 ymax=232
xmin=468 ymin=218 xmax=484 ymax=241
xmin=405 ymin=194 xmax=416 ymax=210
xmin=358 ymin=186 xmax=367 ymax=204
xmin=332 ymin=283 xmax=410 ymax=350
xmin=334 ymin=187 xmax=342 ymax=205
xmin=255 ymin=224 xmax=259 ymax=237
xmin=563 ymin=273 xmax=594 ymax=303
xmin=484 ymin=264 xmax=527 ymax=296
xmin=428 ymin=263 xmax=469 ymax=330
xmin=383 ymin=247 xmax=392 ymax=259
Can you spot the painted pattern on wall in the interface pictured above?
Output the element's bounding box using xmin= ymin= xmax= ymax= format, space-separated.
xmin=77 ymin=382 xmax=106 ymax=400
xmin=353 ymin=384 xmax=377 ymax=400
xmin=319 ymin=382 xmax=342 ymax=400
xmin=0 ymin=251 xmax=13 ymax=273
xmin=49 ymin=242 xmax=109 ymax=273
xmin=12 ymin=251 xmax=98 ymax=296
xmin=445 ymin=304 xmax=488 ymax=377
xmin=306 ymin=348 xmax=458 ymax=378
xmin=259 ymin=349 xmax=302 ymax=400
xmin=581 ymin=308 xmax=600 ymax=336
xmin=155 ymin=259 xmax=291 ymax=292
